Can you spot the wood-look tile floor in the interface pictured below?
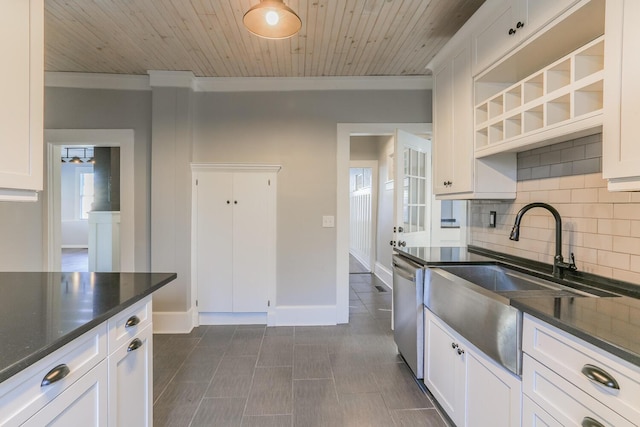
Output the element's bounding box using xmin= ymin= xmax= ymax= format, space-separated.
xmin=152 ymin=261 xmax=448 ymax=427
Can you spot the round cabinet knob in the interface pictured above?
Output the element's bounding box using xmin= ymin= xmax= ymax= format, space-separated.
xmin=457 ymin=348 xmax=465 ymax=355
xmin=516 ymin=21 xmax=524 ymax=29
xmin=508 ymin=28 xmax=516 ymax=35
xmin=226 ymin=200 xmax=230 ymax=204
xmin=451 ymin=342 xmax=458 ymax=349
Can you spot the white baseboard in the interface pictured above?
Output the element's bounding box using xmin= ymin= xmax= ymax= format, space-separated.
xmin=61 ymin=245 xmax=88 ymax=249
xmin=374 ymin=262 xmax=393 ymax=290
xmin=153 ymin=309 xmax=194 ymax=334
xmin=349 ymin=250 xmax=371 ymax=272
xmin=274 ymin=305 xmax=337 ymax=326
xmin=199 ymin=312 xmax=267 ymax=325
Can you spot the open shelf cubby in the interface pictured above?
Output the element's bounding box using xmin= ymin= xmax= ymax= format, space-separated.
xmin=505 ymin=87 xmax=522 ymax=112
xmin=546 ymin=59 xmax=571 ymax=94
xmin=574 ymin=39 xmax=604 ymax=81
xmin=523 ymin=106 xmax=544 ymax=133
xmin=523 ymin=74 xmax=544 ymax=104
xmin=574 ymin=80 xmax=603 ymax=117
xmin=489 ymin=95 xmax=504 ymax=119
xmin=476 ymin=103 xmax=488 ymax=125
xmin=505 ymin=114 xmax=522 ymax=140
xmin=473 ymin=34 xmax=604 ymax=152
xmin=547 ymin=94 xmax=571 ymax=126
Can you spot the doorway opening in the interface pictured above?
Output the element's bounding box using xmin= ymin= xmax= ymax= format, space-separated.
xmin=338 ymin=123 xmax=467 ymax=324
xmin=44 ymin=129 xmax=136 ymax=272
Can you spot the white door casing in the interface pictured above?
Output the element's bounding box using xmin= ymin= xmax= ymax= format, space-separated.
xmin=44 ymin=129 xmax=135 ymax=272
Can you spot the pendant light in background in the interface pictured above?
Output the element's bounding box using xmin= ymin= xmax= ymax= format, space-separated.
xmin=243 ymin=0 xmax=301 ymax=39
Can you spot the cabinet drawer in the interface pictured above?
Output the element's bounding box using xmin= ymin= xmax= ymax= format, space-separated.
xmin=523 ymin=315 xmax=640 ymax=423
xmin=23 ymin=359 xmax=108 ymax=427
xmin=0 ymin=323 xmax=107 ymax=426
xmin=522 ymin=395 xmax=562 ymax=427
xmin=107 ymin=296 xmax=152 ymax=352
xmin=523 ymin=354 xmax=636 ymax=427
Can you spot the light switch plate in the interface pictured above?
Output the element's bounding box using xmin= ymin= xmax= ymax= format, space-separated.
xmin=322 ymin=215 xmax=335 ymax=228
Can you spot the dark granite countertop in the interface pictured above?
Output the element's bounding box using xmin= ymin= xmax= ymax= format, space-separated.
xmin=0 ymin=272 xmax=176 ymax=383
xmin=396 ymin=246 xmax=640 ymax=367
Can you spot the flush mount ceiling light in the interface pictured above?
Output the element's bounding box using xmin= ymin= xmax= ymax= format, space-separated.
xmin=243 ymin=0 xmax=302 ymax=39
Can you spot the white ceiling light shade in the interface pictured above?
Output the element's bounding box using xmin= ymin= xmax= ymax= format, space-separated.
xmin=243 ymin=0 xmax=302 ymax=39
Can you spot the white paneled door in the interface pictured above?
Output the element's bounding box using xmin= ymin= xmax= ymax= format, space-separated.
xmin=193 ymin=165 xmax=278 ymax=324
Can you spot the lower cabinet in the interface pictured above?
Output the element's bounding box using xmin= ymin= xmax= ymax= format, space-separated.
xmin=523 ymin=314 xmax=640 ymax=426
xmin=23 ymin=361 xmax=108 ymax=427
xmin=424 ymin=309 xmax=522 ymax=427
xmin=108 ymin=325 xmax=152 ymax=427
xmin=0 ymin=297 xmax=154 ymax=426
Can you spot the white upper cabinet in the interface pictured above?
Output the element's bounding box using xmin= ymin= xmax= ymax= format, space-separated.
xmin=429 ymin=4 xmax=516 ymax=200
xmin=603 ymin=0 xmax=640 ymax=191
xmin=0 ymin=0 xmax=43 ymax=201
xmin=472 ymin=0 xmax=579 ymax=76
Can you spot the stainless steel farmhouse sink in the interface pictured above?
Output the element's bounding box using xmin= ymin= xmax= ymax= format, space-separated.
xmin=424 ymin=264 xmax=605 ymax=376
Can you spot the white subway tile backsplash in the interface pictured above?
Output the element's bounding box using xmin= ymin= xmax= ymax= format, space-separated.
xmin=612 ymin=236 xmax=640 ymax=256
xmin=470 ymin=134 xmax=640 ymax=287
xmin=597 ymin=250 xmax=631 ymax=270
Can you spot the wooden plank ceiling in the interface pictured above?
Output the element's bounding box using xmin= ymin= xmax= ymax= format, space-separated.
xmin=45 ymin=0 xmax=485 ymax=78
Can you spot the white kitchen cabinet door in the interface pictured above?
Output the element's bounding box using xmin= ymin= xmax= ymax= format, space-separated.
xmin=231 ymin=172 xmax=275 ymax=313
xmin=433 ymin=42 xmax=473 ymax=196
xmin=466 ymin=347 xmax=521 ymax=427
xmin=431 ymin=36 xmax=516 ymax=199
xmin=23 ymin=360 xmax=108 ymax=427
xmin=424 ymin=309 xmax=522 ymax=427
xmin=108 ymin=325 xmax=152 ymax=427
xmin=424 ymin=310 xmax=466 ymax=426
xmin=603 ymin=0 xmax=640 ymax=191
xmin=472 ymin=0 xmax=578 ymax=76
xmin=193 ymin=166 xmax=278 ymax=320
xmin=0 ymin=0 xmax=43 ymax=200
xmin=195 ymin=172 xmax=234 ymax=312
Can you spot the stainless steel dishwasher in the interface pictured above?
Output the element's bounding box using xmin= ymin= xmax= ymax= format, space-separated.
xmin=392 ymin=253 xmax=425 ymax=379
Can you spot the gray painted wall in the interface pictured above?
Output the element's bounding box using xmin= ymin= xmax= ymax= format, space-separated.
xmin=45 ymin=88 xmax=152 ymax=272
xmin=190 ymin=90 xmax=431 ymax=309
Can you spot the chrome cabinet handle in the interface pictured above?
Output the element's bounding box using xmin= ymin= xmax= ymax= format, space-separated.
xmin=581 ymin=364 xmax=620 ymax=390
xmin=125 ymin=315 xmax=140 ymax=328
xmin=127 ymin=338 xmax=143 ymax=352
xmin=41 ymin=364 xmax=70 ymax=387
xmin=582 ymin=416 xmax=605 ymax=427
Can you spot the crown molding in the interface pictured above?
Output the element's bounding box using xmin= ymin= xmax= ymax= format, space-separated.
xmin=45 ymin=72 xmax=432 ymax=92
xmin=45 ymin=72 xmax=151 ymax=90
xmin=148 ymin=70 xmax=196 ymax=88
xmin=193 ymin=76 xmax=432 ymax=92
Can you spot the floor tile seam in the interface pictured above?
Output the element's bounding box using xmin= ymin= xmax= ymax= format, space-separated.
xmin=151 ymin=335 xmax=204 ymax=406
xmin=240 ymin=332 xmax=265 ymax=421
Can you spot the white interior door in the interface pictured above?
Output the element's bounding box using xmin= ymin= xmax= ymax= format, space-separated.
xmin=393 ymin=129 xmax=432 ymax=248
xmin=393 ymin=129 xmax=467 ymax=249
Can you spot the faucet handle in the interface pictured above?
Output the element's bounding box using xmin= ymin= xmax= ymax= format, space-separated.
xmin=568 ymin=253 xmax=577 ymax=271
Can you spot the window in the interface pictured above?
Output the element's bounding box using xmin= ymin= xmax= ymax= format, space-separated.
xmin=79 ymin=172 xmax=94 ymax=219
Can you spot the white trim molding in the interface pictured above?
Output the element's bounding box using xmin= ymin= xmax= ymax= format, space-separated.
xmin=191 ymin=163 xmax=282 ymax=173
xmin=374 ymin=262 xmax=393 ymax=290
xmin=45 ymin=72 xmax=151 ymax=91
xmin=193 ymin=76 xmax=432 ymax=92
xmin=153 ymin=309 xmax=195 ymax=334
xmin=148 ymin=70 xmax=196 ymax=88
xmin=45 ymin=72 xmax=432 ymax=92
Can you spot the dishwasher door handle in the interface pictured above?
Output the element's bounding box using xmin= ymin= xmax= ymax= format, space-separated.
xmin=393 ymin=263 xmax=416 ymax=281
